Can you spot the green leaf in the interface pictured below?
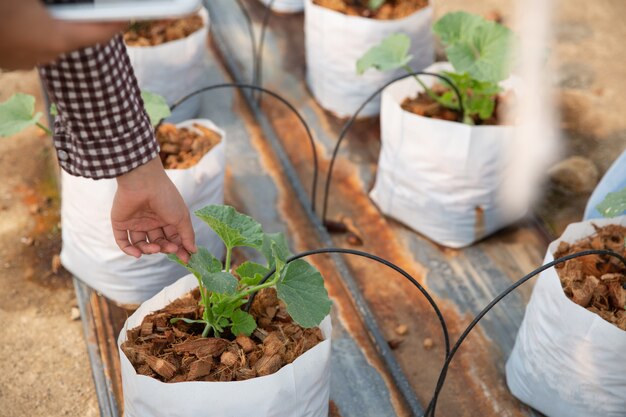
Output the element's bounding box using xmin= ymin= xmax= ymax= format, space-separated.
xmin=276 ymin=260 xmax=331 ymax=328
xmin=201 ymin=271 xmax=238 ymax=295
xmin=433 ymin=11 xmax=514 ymax=82
xmin=230 ymin=309 xmax=257 ymax=336
xmin=141 ymin=90 xmax=171 ymax=126
xmin=356 ymin=33 xmax=412 ymax=75
xmin=368 ymin=0 xmax=385 ymax=10
xmin=596 ymin=187 xmax=626 ymax=218
xmin=195 ymin=205 xmax=264 ymax=250
xmin=170 ymin=318 xmax=206 ymax=325
xmin=49 ymin=103 xmax=58 ymax=117
xmin=236 ymin=261 xmax=270 ymax=286
xmin=0 ymin=93 xmax=43 ymax=137
xmin=261 ymin=233 xmax=291 ymax=269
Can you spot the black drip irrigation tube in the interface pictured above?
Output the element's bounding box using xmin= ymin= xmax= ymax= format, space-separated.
xmin=321 ymin=72 xmax=465 ymax=224
xmin=244 ymin=247 xmax=452 ymax=360
xmin=243 ymin=247 xmax=626 ymax=417
xmin=422 ymin=249 xmax=626 ymax=417
xmin=232 ymin=0 xmax=258 ymax=86
xmin=160 ymin=83 xmax=319 ymax=213
xmin=254 ymin=0 xmax=276 ymax=102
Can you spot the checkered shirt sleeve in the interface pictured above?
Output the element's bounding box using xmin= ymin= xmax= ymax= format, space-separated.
xmin=39 ymin=34 xmax=159 ymax=179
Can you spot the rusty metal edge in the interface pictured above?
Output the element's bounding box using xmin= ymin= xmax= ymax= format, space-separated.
xmin=74 ymin=277 xmax=121 ymax=417
xmin=204 ymin=3 xmax=424 ymax=415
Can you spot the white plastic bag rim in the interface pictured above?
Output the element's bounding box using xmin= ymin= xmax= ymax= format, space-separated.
xmin=124 ymin=6 xmax=210 ymax=51
xmin=161 ymin=118 xmax=225 ymax=173
xmin=307 ymin=0 xmax=430 ymax=25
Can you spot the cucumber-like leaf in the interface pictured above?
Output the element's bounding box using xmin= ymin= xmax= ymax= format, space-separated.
xmin=356 ymin=33 xmax=412 ymax=75
xmin=261 ymin=232 xmax=291 ymax=269
xmin=433 ymin=11 xmax=514 ymax=82
xmin=236 ymin=261 xmax=270 ymax=286
xmin=201 ymin=271 xmax=238 ymax=295
xmin=195 ymin=205 xmax=264 ymax=250
xmin=230 ymin=309 xmax=257 ymax=336
xmin=596 ymin=187 xmax=626 ymax=218
xmin=276 ymin=259 xmax=331 ymax=328
xmin=0 ymin=93 xmax=43 ymax=137
xmin=141 ymin=90 xmax=171 ymax=126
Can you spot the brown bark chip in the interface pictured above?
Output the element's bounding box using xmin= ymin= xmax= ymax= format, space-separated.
xmin=156 ymin=123 xmax=222 ymax=170
xmin=123 ymin=288 xmax=324 ymax=383
xmin=554 ymin=225 xmax=626 ymax=331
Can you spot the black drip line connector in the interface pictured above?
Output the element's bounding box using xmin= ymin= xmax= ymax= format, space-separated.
xmin=157 ymin=83 xmax=320 ymax=214
xmin=243 ymin=247 xmax=626 ymax=417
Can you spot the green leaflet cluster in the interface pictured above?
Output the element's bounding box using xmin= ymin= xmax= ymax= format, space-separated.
xmin=596 ymin=186 xmax=626 ymax=219
xmin=170 ymin=205 xmax=332 ymax=338
xmin=356 ymin=11 xmax=515 ymax=124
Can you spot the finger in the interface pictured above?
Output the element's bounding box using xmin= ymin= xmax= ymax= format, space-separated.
xmin=113 ymin=228 xmax=141 ymax=258
xmin=129 ymin=231 xmax=160 ymax=255
xmin=163 ymin=225 xmax=189 ymax=263
xmin=147 ymin=228 xmax=178 ymax=254
xmin=176 ymin=214 xmax=197 ymax=254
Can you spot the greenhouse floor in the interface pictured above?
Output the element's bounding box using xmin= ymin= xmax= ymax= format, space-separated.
xmin=0 ymin=0 xmax=624 ymax=416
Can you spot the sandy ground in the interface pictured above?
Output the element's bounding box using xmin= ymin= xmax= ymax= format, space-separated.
xmin=0 ymin=0 xmax=624 ymax=416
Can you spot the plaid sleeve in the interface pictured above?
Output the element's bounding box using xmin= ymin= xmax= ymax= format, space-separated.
xmin=39 ymin=34 xmax=159 ymax=179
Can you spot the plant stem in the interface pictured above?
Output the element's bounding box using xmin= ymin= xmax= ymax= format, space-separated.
xmin=36 ymin=122 xmax=53 ymax=136
xmin=224 ymin=246 xmax=232 ymax=273
xmin=402 ymin=65 xmax=459 ymax=111
xmin=202 ymin=323 xmax=211 ymax=337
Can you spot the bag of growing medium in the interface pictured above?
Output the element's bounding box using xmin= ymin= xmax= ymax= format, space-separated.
xmin=259 ymin=0 xmax=304 ymax=13
xmin=125 ymin=7 xmax=210 ymax=121
xmin=370 ymin=62 xmax=524 ymax=248
xmin=118 ymin=274 xmax=332 ymax=417
xmin=304 ymin=0 xmax=434 ymax=118
xmin=505 ymin=216 xmax=626 ymax=417
xmin=60 ymin=120 xmax=225 ymax=305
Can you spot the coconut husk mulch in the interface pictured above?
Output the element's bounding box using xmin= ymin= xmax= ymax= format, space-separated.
xmin=121 ymin=288 xmax=324 ymax=383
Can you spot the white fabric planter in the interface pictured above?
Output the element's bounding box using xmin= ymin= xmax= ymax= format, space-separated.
xmin=506 ymin=216 xmax=626 ymax=417
xmin=259 ymin=0 xmax=304 ymax=13
xmin=125 ymin=7 xmax=210 ymax=121
xmin=119 ymin=274 xmax=332 ymax=417
xmin=370 ymin=62 xmax=524 ymax=248
xmin=61 ymin=119 xmax=225 ymax=305
xmin=304 ymin=0 xmax=434 ymax=118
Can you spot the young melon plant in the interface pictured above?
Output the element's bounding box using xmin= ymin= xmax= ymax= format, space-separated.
xmin=356 ymin=11 xmax=515 ymax=124
xmin=0 ymin=90 xmax=170 ymax=138
xmin=169 ymin=204 xmax=332 ymax=338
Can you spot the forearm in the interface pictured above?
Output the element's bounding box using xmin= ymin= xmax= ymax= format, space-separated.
xmin=38 ymin=35 xmax=159 ymax=179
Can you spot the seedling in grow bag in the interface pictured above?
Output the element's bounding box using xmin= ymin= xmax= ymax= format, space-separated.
xmin=169 ymin=204 xmax=332 ymax=338
xmin=357 ymin=11 xmax=515 ymax=124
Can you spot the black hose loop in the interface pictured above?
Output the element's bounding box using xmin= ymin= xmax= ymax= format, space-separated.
xmin=321 ymin=71 xmax=464 ymax=224
xmin=424 ymin=249 xmax=626 ymax=417
xmin=159 ymin=83 xmax=319 ymax=213
xmin=243 ymin=247 xmax=451 ymax=360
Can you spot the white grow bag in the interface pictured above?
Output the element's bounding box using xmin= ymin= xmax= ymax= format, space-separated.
xmin=119 ymin=274 xmax=332 ymax=417
xmin=259 ymin=0 xmax=304 ymax=13
xmin=506 ymin=216 xmax=626 ymax=417
xmin=61 ymin=119 xmax=225 ymax=305
xmin=370 ymin=62 xmax=524 ymax=248
xmin=304 ymin=0 xmax=434 ymax=118
xmin=125 ymin=7 xmax=210 ymax=120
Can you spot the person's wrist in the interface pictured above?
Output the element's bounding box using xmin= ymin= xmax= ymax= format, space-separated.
xmin=116 ymin=157 xmax=167 ymax=192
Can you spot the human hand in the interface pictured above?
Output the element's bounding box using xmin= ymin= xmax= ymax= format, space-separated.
xmin=111 ymin=158 xmax=197 ymax=263
xmin=0 ymin=0 xmax=127 ymax=70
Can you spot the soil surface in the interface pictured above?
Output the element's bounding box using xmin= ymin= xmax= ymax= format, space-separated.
xmin=400 ymin=88 xmax=512 ymax=125
xmin=122 ymin=288 xmax=323 ymax=382
xmin=157 ymin=123 xmax=222 ymax=169
xmin=123 ymin=14 xmax=204 ymax=46
xmin=313 ymin=0 xmax=428 ymax=19
xmin=554 ymin=224 xmax=626 ymax=330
